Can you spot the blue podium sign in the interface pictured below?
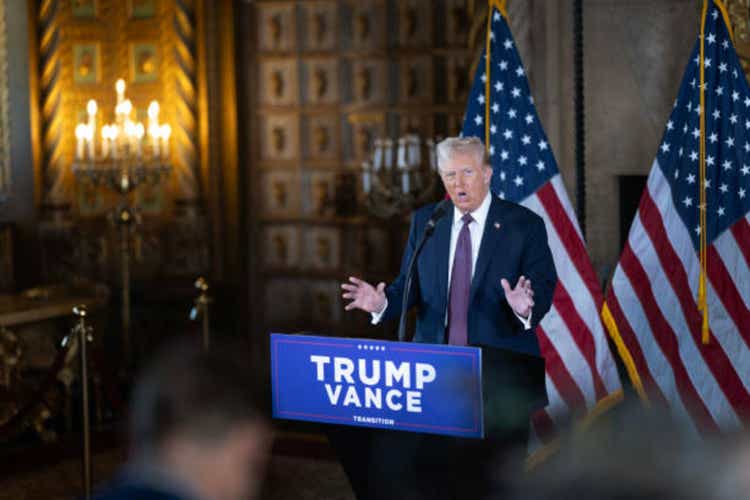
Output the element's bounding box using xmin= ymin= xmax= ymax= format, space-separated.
xmin=271 ymin=333 xmax=484 ymax=438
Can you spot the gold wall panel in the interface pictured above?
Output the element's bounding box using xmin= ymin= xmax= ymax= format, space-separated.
xmin=33 ymin=0 xmax=199 ymax=208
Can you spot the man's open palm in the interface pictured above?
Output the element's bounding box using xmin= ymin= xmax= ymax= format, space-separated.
xmin=341 ymin=277 xmax=387 ymax=313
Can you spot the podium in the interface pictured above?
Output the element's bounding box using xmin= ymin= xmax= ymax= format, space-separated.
xmin=271 ymin=334 xmax=546 ymax=499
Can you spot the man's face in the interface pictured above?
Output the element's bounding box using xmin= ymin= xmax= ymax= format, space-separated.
xmin=439 ymin=152 xmax=492 ymax=213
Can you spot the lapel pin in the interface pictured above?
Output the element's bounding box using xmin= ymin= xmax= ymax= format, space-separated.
xmin=494 ymin=222 xmax=501 ymax=229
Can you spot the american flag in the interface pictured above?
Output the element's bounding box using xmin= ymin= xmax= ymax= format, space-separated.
xmin=604 ymin=1 xmax=750 ymax=433
xmin=461 ymin=2 xmax=623 ymax=449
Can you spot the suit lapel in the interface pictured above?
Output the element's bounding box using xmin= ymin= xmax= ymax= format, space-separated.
xmin=432 ymin=208 xmax=452 ymax=313
xmin=470 ymin=196 xmax=504 ymax=304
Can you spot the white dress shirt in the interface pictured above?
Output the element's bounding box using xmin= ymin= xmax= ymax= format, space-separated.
xmin=372 ymin=192 xmax=531 ymax=329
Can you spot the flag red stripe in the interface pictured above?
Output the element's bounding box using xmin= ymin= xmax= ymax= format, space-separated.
xmin=708 ymin=243 xmax=750 ymax=352
xmin=730 ymin=217 xmax=750 ymax=270
xmin=605 ymin=292 xmax=669 ymax=406
xmin=551 ymin=284 xmax=609 ymax=401
xmin=537 ymin=182 xmax=604 ymax=305
xmin=536 ymin=324 xmax=588 ymax=412
xmin=639 ymin=191 xmax=750 ymax=419
xmin=619 ymin=242 xmax=719 ymax=433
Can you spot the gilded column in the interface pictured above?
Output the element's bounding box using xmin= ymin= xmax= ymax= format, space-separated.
xmin=37 ymin=0 xmax=67 ymax=206
xmin=169 ymin=0 xmax=199 ymax=202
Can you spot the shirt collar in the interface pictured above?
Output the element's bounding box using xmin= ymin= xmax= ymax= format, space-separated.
xmin=452 ymin=191 xmax=492 ymax=228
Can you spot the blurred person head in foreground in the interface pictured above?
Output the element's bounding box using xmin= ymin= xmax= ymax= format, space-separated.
xmin=506 ymin=400 xmax=739 ymax=500
xmin=93 ymin=339 xmax=271 ymax=500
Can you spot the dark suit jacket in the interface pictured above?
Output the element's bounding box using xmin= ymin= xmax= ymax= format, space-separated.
xmin=382 ymin=195 xmax=557 ymax=357
xmin=91 ymin=483 xmax=188 ymax=500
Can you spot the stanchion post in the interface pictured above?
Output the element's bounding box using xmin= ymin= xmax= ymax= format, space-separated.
xmin=190 ymin=277 xmax=212 ymax=350
xmin=72 ymin=304 xmax=93 ymax=499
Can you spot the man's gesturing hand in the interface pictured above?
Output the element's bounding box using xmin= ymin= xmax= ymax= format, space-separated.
xmin=341 ymin=276 xmax=387 ymax=313
xmin=501 ymin=275 xmax=534 ymax=319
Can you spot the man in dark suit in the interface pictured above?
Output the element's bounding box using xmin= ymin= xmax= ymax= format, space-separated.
xmin=342 ymin=135 xmax=556 ymax=361
xmin=92 ymin=341 xmax=270 ymax=500
xmin=340 ymin=136 xmax=557 ymax=498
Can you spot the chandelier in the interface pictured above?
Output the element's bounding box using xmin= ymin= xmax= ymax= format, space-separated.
xmin=361 ymin=134 xmax=441 ymax=218
xmin=72 ymin=78 xmax=171 ymax=194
